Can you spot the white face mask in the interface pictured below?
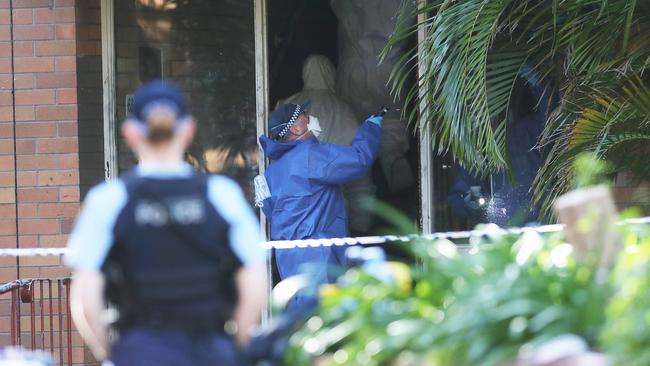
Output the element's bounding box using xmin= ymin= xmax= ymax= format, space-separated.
xmin=307 ymin=115 xmax=323 ymax=138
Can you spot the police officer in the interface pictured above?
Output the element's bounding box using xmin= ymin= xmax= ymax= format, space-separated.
xmin=65 ymin=81 xmax=267 ymax=365
xmin=258 ymin=103 xmax=382 ymax=309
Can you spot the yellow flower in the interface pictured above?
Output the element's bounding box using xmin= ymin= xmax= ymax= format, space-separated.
xmin=386 ymin=262 xmax=412 ymax=291
xmin=319 ymin=284 xmax=341 ymax=298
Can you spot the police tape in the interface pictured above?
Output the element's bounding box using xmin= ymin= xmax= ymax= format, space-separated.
xmin=0 ymin=248 xmax=68 ymax=257
xmin=261 ymin=223 xmax=566 ymax=250
xmin=260 ymin=216 xmax=650 ymax=250
xmin=0 ymin=217 xmax=648 ymax=256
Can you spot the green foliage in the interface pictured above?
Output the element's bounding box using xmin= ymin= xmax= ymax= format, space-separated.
xmin=572 ymin=153 xmax=611 ymax=190
xmin=284 ymin=228 xmax=609 ymax=366
xmin=386 ymin=0 xmax=650 ymax=209
xmin=601 ymin=222 xmax=650 ymax=366
xmin=534 ymin=74 xmax=650 ymax=216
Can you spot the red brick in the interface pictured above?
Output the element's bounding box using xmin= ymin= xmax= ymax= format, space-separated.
xmin=17 ymin=187 xmax=58 ymax=202
xmin=59 ymin=186 xmax=78 ymax=202
xmin=60 ymin=217 xmax=74 ymax=233
xmin=16 ymin=154 xmax=59 ymax=169
xmin=12 ymin=9 xmax=33 ymax=25
xmin=35 ymin=7 xmax=75 ymax=24
xmin=12 ymin=0 xmax=53 ymax=9
xmin=14 ymin=106 xmax=36 ymax=122
xmin=0 ymin=254 xmax=16 ymax=266
xmin=54 ymin=55 xmax=75 ymax=71
xmin=0 ymin=106 xmax=11 ymax=121
xmin=15 ymin=139 xmax=36 ymax=154
xmin=0 ymin=129 xmax=14 ymax=142
xmin=18 ymin=218 xmax=59 ymax=235
xmin=0 ymin=122 xmax=12 ymax=138
xmin=0 ymin=267 xmax=18 ymax=283
xmin=0 ymin=59 xmax=10 ymax=71
xmin=17 ymin=203 xmax=37 ymax=218
xmin=35 ymin=40 xmax=75 ymax=56
xmin=38 ymin=234 xmax=66 ymax=247
xmin=0 ymin=155 xmax=13 ymax=171
xmin=15 ymin=266 xmax=39 ymax=280
xmin=0 ymin=203 xmax=14 ymax=217
xmin=55 ymin=88 xmax=76 ymax=104
xmin=0 ymin=219 xmax=16 ymax=235
xmin=59 ymin=153 xmax=78 ymax=169
xmin=0 ymin=316 xmax=11 ymax=331
xmin=14 ymin=74 xmax=35 ymax=89
xmin=13 ymin=41 xmax=34 ymax=57
xmin=0 ymin=92 xmax=11 ymax=106
xmin=16 ymin=171 xmax=36 ymax=186
xmin=71 ymin=347 xmax=87 ymax=365
xmin=55 ymin=0 xmax=75 ymax=7
xmin=0 ymin=77 xmax=10 ymax=92
xmin=0 ymin=43 xmax=10 ymax=57
xmin=0 ymin=172 xmax=14 ymax=187
xmin=35 ymin=72 xmax=75 ymax=88
xmin=55 ymin=23 xmax=75 ymax=40
xmin=0 ymin=234 xmax=17 ymax=249
xmin=36 ymin=137 xmax=77 ymax=153
xmin=0 ymin=144 xmax=11 ymax=155
xmin=38 ymin=202 xmax=79 ymax=218
xmin=35 ymin=105 xmax=76 ymax=120
xmin=17 ymin=233 xmax=37 ymax=247
xmin=20 ymin=255 xmax=61 ymax=266
xmin=14 ymin=57 xmax=54 ymax=73
xmin=37 ymin=170 xmax=78 ymax=186
xmin=0 ymin=26 xmax=9 ymax=41
xmin=0 ymin=187 xmax=15 ymax=203
xmin=0 ymin=140 xmax=12 ymax=154
xmin=16 ymin=122 xmax=58 ymax=138
xmin=0 ymin=11 xmax=8 ymax=25
xmin=37 ymin=265 xmax=70 ymax=278
xmin=57 ymin=121 xmax=76 ymax=137
xmin=13 ymin=25 xmax=54 ymax=41
xmin=15 ymin=90 xmax=55 ymax=106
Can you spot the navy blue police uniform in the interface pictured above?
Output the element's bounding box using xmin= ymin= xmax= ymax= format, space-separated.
xmin=66 ymin=164 xmax=264 ymax=366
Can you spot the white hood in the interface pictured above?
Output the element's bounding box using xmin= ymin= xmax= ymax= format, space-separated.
xmin=302 ymin=55 xmax=336 ymax=92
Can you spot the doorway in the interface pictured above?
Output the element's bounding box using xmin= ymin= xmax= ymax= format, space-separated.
xmin=267 ymin=0 xmax=421 ymax=237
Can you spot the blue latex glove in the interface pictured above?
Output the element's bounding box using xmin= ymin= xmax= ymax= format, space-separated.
xmin=366 ymin=115 xmax=383 ymax=126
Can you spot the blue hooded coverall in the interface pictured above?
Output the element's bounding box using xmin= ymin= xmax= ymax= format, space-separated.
xmin=259 ymin=121 xmax=381 ymax=288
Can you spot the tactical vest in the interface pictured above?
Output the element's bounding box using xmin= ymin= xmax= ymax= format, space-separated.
xmin=103 ymin=171 xmax=241 ymax=334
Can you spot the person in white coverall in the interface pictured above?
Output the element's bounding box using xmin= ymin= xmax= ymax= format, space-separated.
xmin=331 ymin=0 xmax=415 ymax=193
xmin=278 ymin=55 xmax=376 ymax=234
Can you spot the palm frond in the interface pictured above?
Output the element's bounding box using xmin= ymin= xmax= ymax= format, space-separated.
xmin=385 ymin=0 xmax=650 ymax=220
xmin=534 ymin=73 xmax=650 ymax=217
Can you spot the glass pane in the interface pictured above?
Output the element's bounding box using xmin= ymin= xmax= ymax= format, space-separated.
xmin=114 ymin=0 xmax=258 ymax=202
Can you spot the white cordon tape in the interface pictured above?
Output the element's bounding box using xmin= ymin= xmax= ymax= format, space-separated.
xmin=261 ymin=224 xmax=566 ymax=250
xmin=0 ymin=217 xmax=648 ymax=256
xmin=261 ymin=216 xmax=650 ymax=250
xmin=0 ymin=248 xmax=68 ymax=257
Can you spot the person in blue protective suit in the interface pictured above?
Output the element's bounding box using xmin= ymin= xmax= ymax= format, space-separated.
xmin=448 ymin=69 xmax=554 ymax=227
xmin=65 ymin=81 xmax=267 ymax=365
xmin=257 ymin=103 xmax=382 ymax=308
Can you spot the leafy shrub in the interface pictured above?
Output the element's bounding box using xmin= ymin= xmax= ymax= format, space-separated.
xmin=284 ymin=226 xmax=610 ymax=366
xmin=601 ymin=222 xmax=650 ymax=366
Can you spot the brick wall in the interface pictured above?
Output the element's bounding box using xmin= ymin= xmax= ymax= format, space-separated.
xmin=0 ymin=0 xmax=97 ymax=364
xmin=0 ymin=0 xmax=19 ymax=348
xmin=7 ymin=0 xmax=78 ymax=281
